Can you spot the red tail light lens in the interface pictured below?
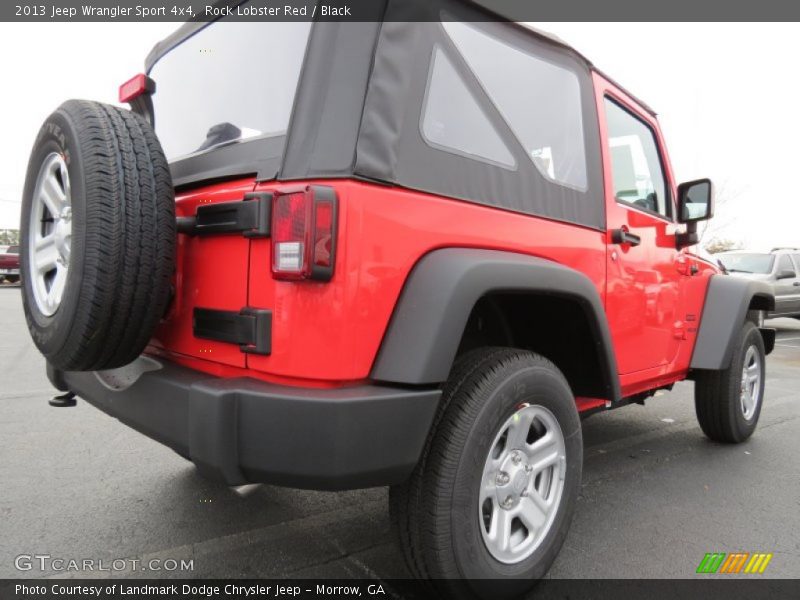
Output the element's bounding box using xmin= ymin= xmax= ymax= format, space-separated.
xmin=312 ymin=199 xmax=334 ymax=269
xmin=271 ymin=186 xmax=338 ymax=281
xmin=119 ymin=73 xmax=155 ymax=104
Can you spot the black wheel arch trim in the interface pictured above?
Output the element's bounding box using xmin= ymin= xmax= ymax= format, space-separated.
xmin=690 ymin=274 xmax=776 ymax=371
xmin=370 ymin=248 xmax=622 ymax=402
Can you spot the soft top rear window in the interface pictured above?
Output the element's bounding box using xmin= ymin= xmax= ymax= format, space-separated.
xmin=149 ymin=21 xmax=311 ymax=161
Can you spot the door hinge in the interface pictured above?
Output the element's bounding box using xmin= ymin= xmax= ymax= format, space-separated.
xmin=193 ymin=307 xmax=272 ymax=355
xmin=177 ymin=192 xmax=272 ymax=238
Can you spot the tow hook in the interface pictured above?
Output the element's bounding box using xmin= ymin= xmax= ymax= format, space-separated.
xmin=49 ymin=391 xmax=77 ymax=407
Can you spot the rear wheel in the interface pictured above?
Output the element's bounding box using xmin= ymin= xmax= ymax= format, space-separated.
xmin=390 ymin=348 xmax=582 ymax=599
xmin=694 ymin=321 xmax=765 ymax=443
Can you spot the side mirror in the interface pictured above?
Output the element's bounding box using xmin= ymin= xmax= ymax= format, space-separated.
xmin=678 ymin=179 xmax=714 ymax=223
xmin=676 ymin=178 xmax=714 ymax=249
xmin=777 ymin=269 xmax=797 ymax=280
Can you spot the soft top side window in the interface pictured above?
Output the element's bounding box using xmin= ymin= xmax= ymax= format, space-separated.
xmin=604 ymin=97 xmax=670 ymax=219
xmin=420 ymin=47 xmax=516 ymax=169
xmin=442 ymin=21 xmax=588 ymax=191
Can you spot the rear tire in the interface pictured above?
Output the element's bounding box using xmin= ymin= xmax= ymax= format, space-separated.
xmin=390 ymin=348 xmax=582 ymax=599
xmin=20 ymin=100 xmax=175 ymax=371
xmin=694 ymin=321 xmax=765 ymax=443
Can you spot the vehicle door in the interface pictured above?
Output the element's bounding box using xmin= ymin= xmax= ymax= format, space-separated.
xmin=774 ymin=254 xmax=800 ymax=315
xmin=594 ymin=75 xmax=692 ymax=376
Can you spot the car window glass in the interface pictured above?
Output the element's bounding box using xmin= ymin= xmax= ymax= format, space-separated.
xmin=443 ymin=21 xmax=587 ymax=190
xmin=604 ymin=98 xmax=669 ymax=218
xmin=150 ymin=20 xmax=312 ymax=160
xmin=792 ymin=255 xmax=800 ymax=271
xmin=718 ymin=253 xmax=774 ymax=274
xmin=777 ymin=255 xmax=794 ymax=273
xmin=421 ymin=47 xmax=516 ymax=168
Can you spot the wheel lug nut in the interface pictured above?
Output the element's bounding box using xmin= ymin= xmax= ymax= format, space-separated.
xmin=496 ymin=471 xmax=510 ymax=485
xmin=512 ymin=452 xmax=522 ymax=465
xmin=501 ymin=495 xmax=514 ymax=508
xmin=520 ymin=489 xmax=528 ymax=497
xmin=524 ymin=464 xmax=533 ymax=473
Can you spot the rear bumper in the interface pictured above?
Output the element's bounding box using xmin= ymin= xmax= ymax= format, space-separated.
xmin=56 ymin=357 xmax=441 ymax=490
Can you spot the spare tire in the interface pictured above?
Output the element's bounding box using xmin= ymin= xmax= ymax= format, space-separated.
xmin=20 ymin=100 xmax=175 ymax=371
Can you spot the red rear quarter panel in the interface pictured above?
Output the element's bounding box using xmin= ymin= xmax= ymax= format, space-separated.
xmin=248 ymin=180 xmax=607 ymax=383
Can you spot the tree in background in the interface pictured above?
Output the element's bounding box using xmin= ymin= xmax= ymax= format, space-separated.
xmin=699 ymin=178 xmax=746 ymax=251
xmin=704 ymin=236 xmax=744 ymax=254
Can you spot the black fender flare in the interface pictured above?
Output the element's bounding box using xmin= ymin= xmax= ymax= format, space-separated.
xmin=370 ymin=248 xmax=622 ymax=402
xmin=690 ymin=275 xmax=775 ymax=370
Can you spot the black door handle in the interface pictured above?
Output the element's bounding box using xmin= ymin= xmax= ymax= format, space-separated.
xmin=611 ymin=228 xmax=642 ymax=246
xmin=793 ymin=282 xmax=800 ymax=287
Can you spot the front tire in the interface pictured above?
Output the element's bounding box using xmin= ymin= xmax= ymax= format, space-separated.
xmin=390 ymin=348 xmax=582 ymax=599
xmin=694 ymin=321 xmax=766 ymax=443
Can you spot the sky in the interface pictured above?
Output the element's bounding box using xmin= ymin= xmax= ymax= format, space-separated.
xmin=0 ymin=22 xmax=798 ymax=251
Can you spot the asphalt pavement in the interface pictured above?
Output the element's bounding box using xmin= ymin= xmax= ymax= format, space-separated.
xmin=1 ymin=284 xmax=798 ymax=581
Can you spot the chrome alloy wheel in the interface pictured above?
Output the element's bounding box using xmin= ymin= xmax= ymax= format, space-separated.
xmin=740 ymin=345 xmax=762 ymax=420
xmin=28 ymin=153 xmax=72 ymax=316
xmin=479 ymin=403 xmax=567 ymax=564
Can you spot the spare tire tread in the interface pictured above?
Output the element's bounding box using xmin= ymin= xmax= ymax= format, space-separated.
xmin=120 ymin=109 xmax=175 ymax=363
xmin=58 ymin=100 xmax=127 ymax=370
xmin=21 ymin=99 xmax=175 ymax=371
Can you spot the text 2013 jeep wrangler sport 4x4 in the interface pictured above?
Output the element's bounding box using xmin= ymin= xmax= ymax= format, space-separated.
xmin=20 ymin=1 xmax=775 ymax=596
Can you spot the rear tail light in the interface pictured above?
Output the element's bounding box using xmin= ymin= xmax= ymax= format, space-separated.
xmin=271 ymin=186 xmax=338 ymax=281
xmin=119 ymin=73 xmax=155 ymax=104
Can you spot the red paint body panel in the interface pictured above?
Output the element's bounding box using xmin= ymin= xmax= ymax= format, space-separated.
xmin=150 ymin=178 xmax=256 ymax=368
xmin=575 ymin=397 xmax=607 ymax=413
xmin=149 ymin=178 xmax=605 ymax=384
xmin=246 ymin=180 xmax=606 ymax=382
xmin=592 ymin=72 xmax=717 ymax=397
xmin=146 ymin=77 xmax=718 ymax=408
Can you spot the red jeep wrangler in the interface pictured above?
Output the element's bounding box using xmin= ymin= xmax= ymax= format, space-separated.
xmin=20 ymin=2 xmax=775 ymax=596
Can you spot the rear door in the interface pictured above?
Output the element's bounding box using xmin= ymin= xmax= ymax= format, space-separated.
xmin=144 ymin=19 xmax=313 ymax=367
xmin=152 ymin=179 xmax=256 ymax=368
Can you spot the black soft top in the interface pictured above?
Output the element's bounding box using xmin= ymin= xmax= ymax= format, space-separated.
xmin=142 ymin=0 xmax=662 ymax=231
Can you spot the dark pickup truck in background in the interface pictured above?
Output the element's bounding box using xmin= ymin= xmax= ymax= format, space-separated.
xmin=0 ymin=245 xmax=19 ymax=284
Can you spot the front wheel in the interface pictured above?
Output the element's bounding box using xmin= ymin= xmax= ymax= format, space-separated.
xmin=390 ymin=348 xmax=582 ymax=599
xmin=694 ymin=321 xmax=766 ymax=443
